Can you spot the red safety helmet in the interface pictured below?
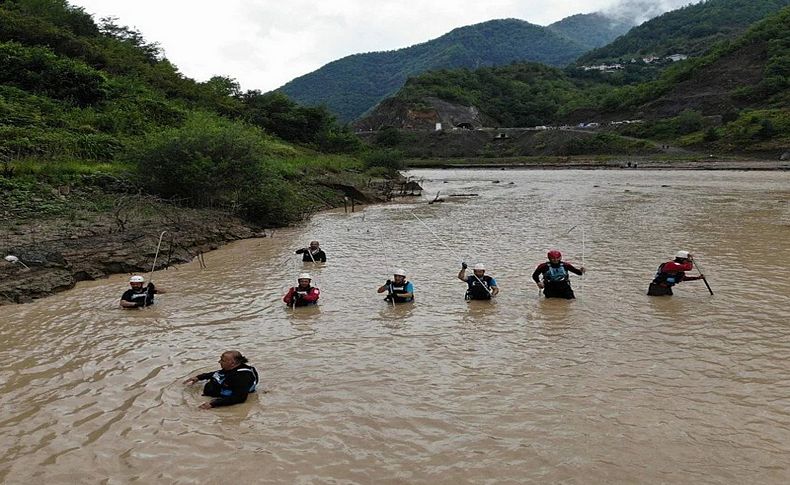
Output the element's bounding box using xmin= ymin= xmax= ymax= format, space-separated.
xmin=547 ymin=250 xmax=562 ymax=260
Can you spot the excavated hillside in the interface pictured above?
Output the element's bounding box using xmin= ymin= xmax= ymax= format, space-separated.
xmin=354 ymin=97 xmax=498 ymax=131
xmin=637 ymin=42 xmax=768 ymax=118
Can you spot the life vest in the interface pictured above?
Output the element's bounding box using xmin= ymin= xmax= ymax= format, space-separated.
xmin=543 ymin=263 xmax=569 ymax=283
xmin=387 ymin=281 xmax=413 ymax=303
xmin=292 ymin=286 xmax=317 ymax=306
xmin=127 ymin=284 xmax=155 ymax=306
xmin=210 ymin=365 xmax=259 ymax=396
xmin=652 ymin=263 xmax=684 ymax=287
xmin=466 ymin=275 xmax=493 ymax=300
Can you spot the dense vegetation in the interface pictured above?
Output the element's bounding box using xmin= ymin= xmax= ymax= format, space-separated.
xmin=577 ymin=0 xmax=790 ymax=64
xmin=0 ymin=0 xmax=366 ymax=226
xmin=396 ymin=63 xmax=584 ymax=127
xmin=547 ymin=13 xmax=632 ymax=50
xmin=279 ymin=15 xmax=632 ymax=123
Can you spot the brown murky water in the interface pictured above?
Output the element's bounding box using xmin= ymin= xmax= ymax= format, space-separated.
xmin=1 ymin=169 xmax=789 ymax=484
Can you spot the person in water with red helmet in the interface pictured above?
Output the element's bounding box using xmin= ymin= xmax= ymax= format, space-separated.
xmin=532 ymin=250 xmax=585 ymax=299
xmin=647 ymin=250 xmax=705 ymax=296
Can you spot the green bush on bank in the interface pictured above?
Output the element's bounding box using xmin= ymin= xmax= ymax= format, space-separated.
xmin=718 ymin=109 xmax=790 ymax=146
xmin=560 ymin=132 xmax=654 ymax=155
xmin=126 ymin=112 xmax=307 ymax=225
xmin=361 ymin=148 xmax=405 ymax=170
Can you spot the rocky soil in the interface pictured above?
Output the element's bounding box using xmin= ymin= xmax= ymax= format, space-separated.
xmin=1 ymin=177 xmax=392 ymax=305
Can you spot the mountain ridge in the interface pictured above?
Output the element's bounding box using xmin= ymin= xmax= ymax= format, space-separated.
xmin=278 ymin=15 xmax=633 ymax=122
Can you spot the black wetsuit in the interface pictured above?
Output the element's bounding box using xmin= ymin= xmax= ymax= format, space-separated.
xmin=295 ymin=248 xmax=326 ymax=262
xmin=465 ymin=275 xmax=495 ymax=300
xmin=196 ymin=364 xmax=259 ymax=407
xmin=120 ymin=283 xmax=155 ymax=307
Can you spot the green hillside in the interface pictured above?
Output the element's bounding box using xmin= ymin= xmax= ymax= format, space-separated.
xmin=547 ymin=13 xmax=633 ymax=49
xmin=0 ymin=0 xmax=366 ymax=227
xmin=279 ymin=18 xmax=595 ymax=123
xmin=394 ymin=63 xmax=582 ymax=128
xmin=362 ymin=6 xmax=790 ymax=155
xmin=577 ymin=0 xmax=790 ymax=63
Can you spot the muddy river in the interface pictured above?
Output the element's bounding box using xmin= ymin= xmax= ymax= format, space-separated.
xmin=1 ymin=169 xmax=789 ymax=483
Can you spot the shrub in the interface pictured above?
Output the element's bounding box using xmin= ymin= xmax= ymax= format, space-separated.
xmin=703 ymin=126 xmax=720 ymax=142
xmin=361 ymin=148 xmax=405 ymax=170
xmin=126 ymin=112 xmax=302 ymax=224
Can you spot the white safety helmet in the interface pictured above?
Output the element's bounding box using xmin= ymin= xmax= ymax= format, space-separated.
xmin=473 ymin=263 xmax=486 ymax=271
xmin=675 ymin=250 xmax=690 ymax=259
xmin=298 ymin=273 xmax=312 ymax=280
xmin=129 ymin=275 xmax=145 ymax=283
xmin=393 ymin=268 xmax=406 ymax=277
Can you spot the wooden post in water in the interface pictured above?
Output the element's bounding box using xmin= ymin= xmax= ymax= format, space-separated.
xmin=351 ymin=198 xmax=355 ymax=212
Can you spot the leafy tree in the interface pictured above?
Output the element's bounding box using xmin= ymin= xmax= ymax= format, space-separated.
xmin=0 ymin=41 xmax=107 ymax=105
xmin=98 ymin=16 xmax=161 ymax=64
xmin=676 ymin=109 xmax=704 ymax=135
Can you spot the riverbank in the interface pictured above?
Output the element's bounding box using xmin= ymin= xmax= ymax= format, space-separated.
xmin=405 ymin=154 xmax=790 ymax=170
xmin=0 ymin=172 xmax=392 ymax=305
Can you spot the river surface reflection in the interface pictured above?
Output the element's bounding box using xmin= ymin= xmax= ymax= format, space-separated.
xmin=1 ymin=169 xmax=789 ymax=483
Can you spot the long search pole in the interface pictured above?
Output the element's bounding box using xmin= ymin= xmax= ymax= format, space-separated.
xmin=692 ymin=259 xmax=713 ymax=295
xmin=581 ymin=226 xmax=585 ymax=299
xmin=411 ymin=211 xmax=491 ymax=295
xmin=144 ymin=231 xmax=167 ymax=308
xmin=149 ymin=231 xmax=167 ymax=279
xmin=377 ymin=227 xmax=395 ymax=307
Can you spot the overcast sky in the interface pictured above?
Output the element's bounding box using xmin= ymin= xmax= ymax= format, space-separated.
xmin=70 ymin=0 xmax=695 ymax=92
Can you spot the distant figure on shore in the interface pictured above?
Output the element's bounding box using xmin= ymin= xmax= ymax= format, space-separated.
xmin=283 ymin=273 xmax=320 ymax=307
xmin=647 ymin=250 xmax=705 ymax=296
xmin=184 ymin=350 xmax=259 ymax=409
xmin=532 ymin=250 xmax=585 ymax=299
xmin=458 ymin=263 xmax=499 ymax=300
xmin=119 ymin=275 xmax=164 ymax=308
xmin=295 ymin=240 xmax=326 ymax=263
xmin=378 ymin=268 xmax=414 ymax=303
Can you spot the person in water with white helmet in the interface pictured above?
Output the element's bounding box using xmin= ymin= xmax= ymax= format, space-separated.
xmin=532 ymin=250 xmax=585 ymax=299
xmin=647 ymin=250 xmax=705 ymax=296
xmin=377 ymin=268 xmax=414 ymax=303
xmin=458 ymin=262 xmax=499 ymax=300
xmin=283 ymin=273 xmax=320 ymax=307
xmin=119 ymin=275 xmax=164 ymax=308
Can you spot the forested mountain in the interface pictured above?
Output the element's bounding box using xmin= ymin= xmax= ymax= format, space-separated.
xmin=0 ymin=0 xmax=362 ymax=226
xmin=278 ymin=16 xmax=630 ymax=123
xmin=358 ymin=6 xmax=789 ymax=154
xmin=547 ymin=13 xmax=633 ymax=50
xmin=577 ymin=0 xmax=790 ymax=63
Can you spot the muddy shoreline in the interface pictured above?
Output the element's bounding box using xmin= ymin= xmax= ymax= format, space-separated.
xmin=405 ymin=157 xmax=790 ymax=170
xmin=0 ymin=206 xmax=262 ymax=305
xmin=1 ymin=179 xmax=389 ymax=305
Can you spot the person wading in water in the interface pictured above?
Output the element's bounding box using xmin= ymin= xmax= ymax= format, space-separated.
xmin=458 ymin=263 xmax=499 ymax=300
xmin=283 ymin=273 xmax=320 ymax=307
xmin=532 ymin=250 xmax=585 ymax=299
xmin=119 ymin=275 xmax=164 ymax=308
xmin=295 ymin=241 xmax=326 ymax=263
xmin=377 ymin=268 xmax=414 ymax=303
xmin=184 ymin=350 xmax=259 ymax=409
xmin=647 ymin=250 xmax=705 ymax=296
